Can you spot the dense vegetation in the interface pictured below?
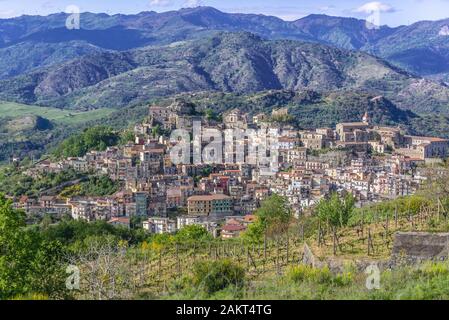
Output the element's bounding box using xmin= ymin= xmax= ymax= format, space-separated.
xmin=59 ymin=175 xmax=120 ymax=198
xmin=0 ymin=167 xmax=83 ymax=197
xmin=0 ymin=165 xmax=119 ymax=198
xmin=40 ymin=218 xmax=147 ymax=247
xmin=0 ymin=195 xmax=68 ymax=299
xmin=53 ymin=126 xmax=120 ymax=158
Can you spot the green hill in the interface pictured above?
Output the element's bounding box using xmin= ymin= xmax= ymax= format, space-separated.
xmin=0 ymin=101 xmax=114 ymax=124
xmin=0 ymin=102 xmax=115 ymax=162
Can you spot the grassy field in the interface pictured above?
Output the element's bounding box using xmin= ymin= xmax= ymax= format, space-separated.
xmin=159 ymin=260 xmax=449 ymax=300
xmin=0 ymin=101 xmax=115 ymax=125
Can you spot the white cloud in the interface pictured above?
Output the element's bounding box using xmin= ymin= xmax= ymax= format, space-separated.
xmin=355 ymin=1 xmax=395 ymax=14
xmin=183 ymin=0 xmax=203 ymax=8
xmin=319 ymin=5 xmax=336 ymax=12
xmin=0 ymin=9 xmax=17 ymax=18
xmin=149 ymin=0 xmax=172 ymax=7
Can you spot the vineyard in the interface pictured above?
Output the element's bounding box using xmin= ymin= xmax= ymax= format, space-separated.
xmin=311 ymin=199 xmax=449 ymax=260
xmin=67 ymin=197 xmax=449 ymax=300
xmin=115 ymin=235 xmax=303 ymax=297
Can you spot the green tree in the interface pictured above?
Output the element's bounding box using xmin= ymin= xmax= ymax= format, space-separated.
xmin=0 ymin=194 xmax=34 ymax=298
xmin=59 ymin=185 xmax=83 ymax=198
xmin=316 ymin=192 xmax=355 ymax=228
xmin=42 ymin=219 xmax=146 ymax=247
xmin=150 ymin=233 xmax=174 ymax=248
xmin=152 ymin=124 xmax=162 ymax=138
xmin=54 ymin=126 xmax=119 ymax=158
xmin=244 ymin=194 xmax=292 ymax=242
xmin=40 ymin=213 xmax=53 ymax=230
xmin=204 ymin=109 xmax=222 ymax=122
xmin=28 ymin=240 xmax=69 ymax=299
xmin=119 ymin=130 xmax=135 ymax=145
xmin=205 ymin=109 xmax=214 ymax=121
xmin=243 ymin=220 xmax=266 ymax=243
xmin=174 ymin=225 xmax=213 ymax=243
xmin=81 ymin=175 xmax=120 ymax=196
xmin=0 ymin=194 xmax=68 ymax=299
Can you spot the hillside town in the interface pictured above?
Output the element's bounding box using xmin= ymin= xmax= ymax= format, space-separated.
xmin=9 ymin=100 xmax=449 ymax=239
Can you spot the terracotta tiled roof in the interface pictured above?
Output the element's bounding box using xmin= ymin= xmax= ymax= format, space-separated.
xmin=188 ymin=194 xmax=231 ymax=201
xmin=108 ymin=217 xmax=130 ymax=224
xmin=338 ymin=122 xmax=369 ymax=126
xmin=243 ymin=215 xmax=257 ymax=223
xmin=222 ymin=224 xmax=247 ymax=232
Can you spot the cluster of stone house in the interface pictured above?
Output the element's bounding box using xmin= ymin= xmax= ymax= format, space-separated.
xmin=12 ymin=100 xmax=449 ymax=239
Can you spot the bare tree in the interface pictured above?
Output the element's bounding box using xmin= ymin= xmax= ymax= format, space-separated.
xmin=67 ymin=236 xmax=137 ymax=300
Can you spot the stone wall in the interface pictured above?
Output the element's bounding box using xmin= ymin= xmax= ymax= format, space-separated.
xmin=391 ymin=232 xmax=449 ymax=264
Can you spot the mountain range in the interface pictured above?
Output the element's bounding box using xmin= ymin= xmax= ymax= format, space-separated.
xmin=1 ymin=6 xmax=449 ymax=82
xmin=1 ymin=31 xmax=449 ymax=114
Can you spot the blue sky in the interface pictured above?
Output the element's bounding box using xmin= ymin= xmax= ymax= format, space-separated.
xmin=1 ymin=0 xmax=449 ymax=26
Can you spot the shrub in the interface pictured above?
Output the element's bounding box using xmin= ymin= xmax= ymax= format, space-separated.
xmin=149 ymin=233 xmax=174 ymax=250
xmin=287 ymin=265 xmax=332 ymax=284
xmin=192 ymin=259 xmax=245 ymax=295
xmin=12 ymin=293 xmax=49 ymax=300
xmin=333 ymin=272 xmax=354 ymax=287
xmin=420 ymin=262 xmax=449 ymax=277
xmin=287 ymin=265 xmax=353 ymax=287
